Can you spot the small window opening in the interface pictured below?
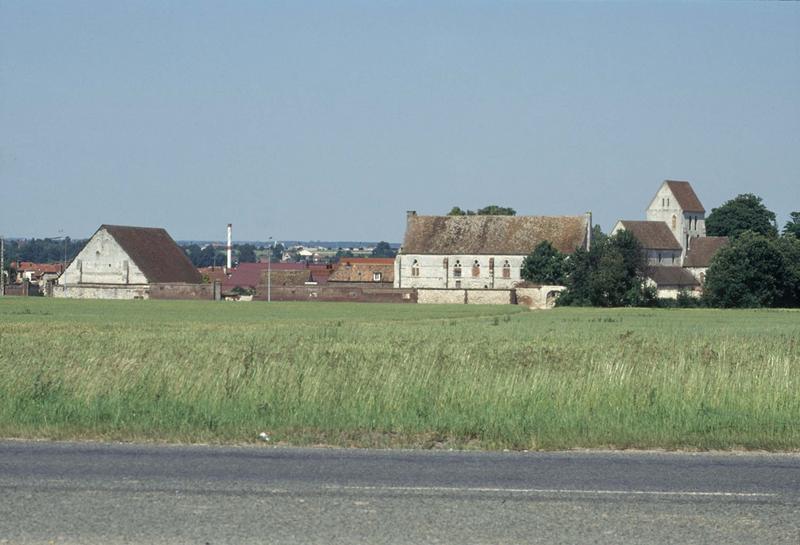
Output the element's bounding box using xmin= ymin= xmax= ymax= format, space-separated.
xmin=502 ymin=260 xmax=511 ymax=279
xmin=453 ymin=260 xmax=462 ymax=278
xmin=471 ymin=260 xmax=480 ymax=277
xmin=411 ymin=259 xmax=419 ymax=277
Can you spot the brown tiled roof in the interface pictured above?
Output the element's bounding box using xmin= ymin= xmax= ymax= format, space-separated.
xmin=329 ymin=259 xmax=394 ymax=283
xmin=665 ymin=180 xmax=705 ymax=213
xmin=646 ymin=266 xmax=700 ymax=287
xmin=102 ymin=225 xmax=202 ymax=284
xmin=684 ymin=236 xmax=729 ymax=268
xmin=401 ymin=215 xmax=589 ymax=255
xmin=617 ymin=221 xmax=682 ymax=250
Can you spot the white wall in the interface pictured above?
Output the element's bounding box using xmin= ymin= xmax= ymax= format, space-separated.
xmin=395 ymin=254 xmax=526 ymax=289
xmin=58 ymin=228 xmax=147 ymax=286
xmin=646 ymin=183 xmax=706 ymax=256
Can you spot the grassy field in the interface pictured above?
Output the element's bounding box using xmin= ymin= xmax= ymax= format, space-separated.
xmin=1 ymin=297 xmax=798 ymax=450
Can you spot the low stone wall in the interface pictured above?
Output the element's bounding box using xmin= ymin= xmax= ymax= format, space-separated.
xmin=417 ymin=289 xmax=514 ymax=305
xmin=52 ymin=284 xmax=149 ymax=300
xmin=150 ymin=282 xmax=219 ymax=300
xmin=515 ymin=285 xmax=565 ymax=309
xmin=51 ymin=282 xmax=217 ymax=300
xmin=254 ymin=284 xmax=417 ymax=303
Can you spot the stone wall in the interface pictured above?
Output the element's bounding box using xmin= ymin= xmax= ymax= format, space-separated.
xmin=255 ymin=284 xmax=416 ymax=303
xmin=59 ymin=228 xmax=147 ymax=286
xmin=417 ymin=288 xmax=513 ymax=305
xmin=515 ymin=285 xmax=565 ymax=309
xmin=52 ymin=284 xmax=149 ymax=300
xmin=149 ymin=282 xmax=219 ymax=300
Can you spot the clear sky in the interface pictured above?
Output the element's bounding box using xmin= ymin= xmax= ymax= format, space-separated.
xmin=1 ymin=1 xmax=798 ymax=242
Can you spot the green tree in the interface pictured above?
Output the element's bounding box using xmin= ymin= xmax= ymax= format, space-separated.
xmin=521 ymin=241 xmax=567 ymax=284
xmin=557 ymin=230 xmax=653 ymax=307
xmin=370 ymin=241 xmax=397 ymax=258
xmin=476 ymin=205 xmax=516 ymax=216
xmin=706 ymin=193 xmax=778 ymax=238
xmin=703 ymin=231 xmax=793 ymax=308
xmin=447 ymin=205 xmax=515 ymax=216
xmin=783 ymin=211 xmax=800 ymax=238
xmin=236 ymin=244 xmax=257 ymax=263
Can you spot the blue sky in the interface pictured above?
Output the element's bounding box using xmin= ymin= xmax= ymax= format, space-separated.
xmin=1 ymin=1 xmax=798 ymax=242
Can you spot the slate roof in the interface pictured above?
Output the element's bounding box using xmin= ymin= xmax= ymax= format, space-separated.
xmin=683 ymin=236 xmax=729 ymax=268
xmin=616 ymin=221 xmax=682 ymax=250
xmin=646 ymin=266 xmax=700 ymax=288
xmin=102 ymin=225 xmax=202 ymax=284
xmin=401 ymin=214 xmax=589 ymax=255
xmin=329 ymin=258 xmax=395 ymax=283
xmin=664 ymin=180 xmax=705 ymax=213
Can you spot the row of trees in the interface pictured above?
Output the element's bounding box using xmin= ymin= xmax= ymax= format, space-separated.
xmin=2 ymin=238 xmax=85 ymax=268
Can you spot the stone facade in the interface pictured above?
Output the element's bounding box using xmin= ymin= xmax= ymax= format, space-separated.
xmin=60 ymin=229 xmax=148 ymax=286
xmin=395 ymin=254 xmax=525 ymax=290
xmin=416 ymin=288 xmax=513 ymax=305
xmin=645 ymin=180 xmax=706 ymax=258
xmin=515 ymin=285 xmax=565 ymax=309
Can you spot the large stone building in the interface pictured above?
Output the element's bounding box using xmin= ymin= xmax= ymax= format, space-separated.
xmin=54 ymin=224 xmax=203 ymax=299
xmin=394 ymin=212 xmax=592 ymax=290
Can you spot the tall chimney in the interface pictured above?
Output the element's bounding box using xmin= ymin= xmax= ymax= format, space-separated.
xmin=226 ymin=223 xmax=232 ymax=271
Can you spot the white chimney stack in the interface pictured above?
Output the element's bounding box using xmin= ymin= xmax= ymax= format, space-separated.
xmin=226 ymin=223 xmax=233 ymax=271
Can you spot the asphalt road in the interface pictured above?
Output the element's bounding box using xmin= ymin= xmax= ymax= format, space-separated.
xmin=0 ymin=441 xmax=798 ymax=544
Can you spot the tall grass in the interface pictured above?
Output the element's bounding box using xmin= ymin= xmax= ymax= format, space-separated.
xmin=1 ymin=298 xmax=798 ymax=450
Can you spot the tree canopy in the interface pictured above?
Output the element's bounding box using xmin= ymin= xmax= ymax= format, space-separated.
xmin=703 ymin=231 xmax=797 ymax=308
xmin=521 ymin=241 xmax=567 ymax=285
xmin=370 ymin=241 xmax=397 ymax=258
xmin=447 ymin=205 xmax=516 ymax=216
xmin=557 ymin=230 xmax=654 ymax=307
xmin=783 ymin=211 xmax=800 ymax=238
xmin=706 ymin=193 xmax=778 ymax=238
xmin=236 ymin=244 xmax=257 ymax=264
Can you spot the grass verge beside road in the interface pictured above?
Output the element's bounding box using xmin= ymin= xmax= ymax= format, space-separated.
xmin=1 ymin=298 xmax=798 ymax=450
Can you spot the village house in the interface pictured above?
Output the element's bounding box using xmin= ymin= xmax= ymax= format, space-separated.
xmin=11 ymin=261 xmax=64 ymax=286
xmin=328 ymin=258 xmax=395 ymax=285
xmin=394 ymin=211 xmax=592 ymax=290
xmin=54 ymin=224 xmax=205 ymax=299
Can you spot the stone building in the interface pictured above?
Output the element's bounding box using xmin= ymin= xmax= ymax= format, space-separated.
xmin=329 ymin=258 xmax=395 ymax=284
xmin=683 ymin=236 xmax=729 ymax=283
xmin=645 ymin=180 xmax=706 ymax=258
xmin=611 ymin=220 xmax=682 ymax=266
xmin=612 ymin=180 xmax=728 ymax=299
xmin=54 ymin=224 xmax=203 ymax=299
xmin=394 ymin=212 xmax=592 ymax=290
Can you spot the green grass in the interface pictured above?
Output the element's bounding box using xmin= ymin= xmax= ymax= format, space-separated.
xmin=1 ymin=298 xmax=798 ymax=450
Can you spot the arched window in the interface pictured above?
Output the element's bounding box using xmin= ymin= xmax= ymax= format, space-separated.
xmin=453 ymin=260 xmax=462 ymax=278
xmin=502 ymin=260 xmax=511 ymax=279
xmin=471 ymin=259 xmax=480 ymax=277
xmin=671 ymin=215 xmax=677 ymax=229
xmin=411 ymin=259 xmax=419 ymax=277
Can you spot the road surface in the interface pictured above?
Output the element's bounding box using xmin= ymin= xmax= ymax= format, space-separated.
xmin=0 ymin=441 xmax=798 ymax=544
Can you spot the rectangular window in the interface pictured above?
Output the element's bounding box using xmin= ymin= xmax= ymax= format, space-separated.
xmin=372 ymin=272 xmax=382 ymax=282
